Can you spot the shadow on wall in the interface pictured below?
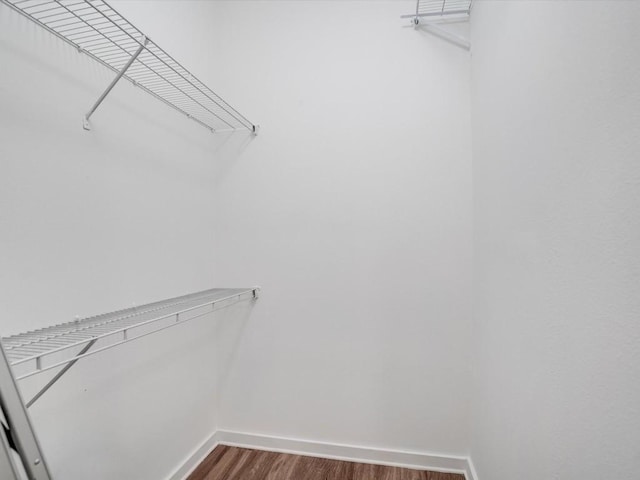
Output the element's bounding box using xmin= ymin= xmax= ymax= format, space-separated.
xmin=404 ymin=22 xmax=471 ymax=51
xmin=215 ymin=300 xmax=256 ymax=402
xmin=0 ymin=18 xmax=95 ymax=100
xmin=210 ymin=131 xmax=257 ymax=187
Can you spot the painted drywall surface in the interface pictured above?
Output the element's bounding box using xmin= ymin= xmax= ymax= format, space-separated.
xmin=113 ymin=0 xmax=474 ymax=456
xmin=470 ymin=2 xmax=640 ymax=479
xmin=1 ymin=1 xmax=473 ymax=476
xmin=0 ymin=6 xmax=253 ymax=479
xmin=216 ymin=0 xmax=473 ymax=456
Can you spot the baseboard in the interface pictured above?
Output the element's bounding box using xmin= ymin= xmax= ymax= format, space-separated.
xmin=168 ymin=429 xmax=477 ymax=480
xmin=465 ymin=455 xmax=479 ymax=480
xmin=217 ymin=430 xmax=476 ymax=480
xmin=166 ymin=430 xmax=220 ymax=480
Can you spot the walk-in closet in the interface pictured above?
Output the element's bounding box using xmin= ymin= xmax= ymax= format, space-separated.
xmin=1 ymin=1 xmax=639 ymax=479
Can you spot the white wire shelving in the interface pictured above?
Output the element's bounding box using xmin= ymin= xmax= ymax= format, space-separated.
xmin=0 ymin=286 xmax=259 ymax=479
xmin=0 ymin=0 xmax=258 ymax=134
xmin=403 ymin=0 xmax=472 ymax=21
xmin=401 ymin=0 xmax=472 ymax=50
xmin=1 ymin=287 xmax=259 ymax=383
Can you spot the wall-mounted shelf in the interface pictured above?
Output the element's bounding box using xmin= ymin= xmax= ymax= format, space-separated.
xmin=0 ymin=0 xmax=258 ymax=134
xmin=401 ymin=0 xmax=472 ymax=51
xmin=403 ymin=0 xmax=472 ymax=21
xmin=0 ymin=286 xmax=260 ymax=480
xmin=3 ymin=287 xmax=259 ymax=381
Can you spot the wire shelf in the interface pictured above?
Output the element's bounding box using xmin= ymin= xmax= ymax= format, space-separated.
xmin=1 ymin=0 xmax=257 ymax=133
xmin=403 ymin=0 xmax=472 ymax=20
xmin=1 ymin=287 xmax=259 ymax=380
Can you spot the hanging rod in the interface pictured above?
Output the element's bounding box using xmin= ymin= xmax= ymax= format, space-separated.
xmin=1 ymin=287 xmax=260 ymax=382
xmin=0 ymin=0 xmax=259 ymax=134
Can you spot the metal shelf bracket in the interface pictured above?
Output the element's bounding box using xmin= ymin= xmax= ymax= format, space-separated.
xmin=83 ymin=36 xmax=148 ymax=131
xmin=25 ymin=340 xmax=96 ymax=409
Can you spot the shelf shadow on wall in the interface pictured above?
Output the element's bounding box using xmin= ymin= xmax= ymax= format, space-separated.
xmin=215 ymin=300 xmax=257 ymax=409
xmin=403 ymin=22 xmax=470 ymax=51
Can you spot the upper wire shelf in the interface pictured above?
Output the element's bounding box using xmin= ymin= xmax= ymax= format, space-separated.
xmin=1 ymin=287 xmax=260 ymax=381
xmin=1 ymin=0 xmax=258 ymax=134
xmin=402 ymin=0 xmax=472 ymax=21
xmin=401 ymin=0 xmax=472 ymax=50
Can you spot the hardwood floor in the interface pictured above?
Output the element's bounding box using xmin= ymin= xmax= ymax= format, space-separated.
xmin=187 ymin=445 xmax=465 ymax=480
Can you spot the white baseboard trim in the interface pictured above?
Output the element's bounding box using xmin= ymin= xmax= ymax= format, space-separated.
xmin=168 ymin=429 xmax=477 ymax=480
xmin=465 ymin=455 xmax=479 ymax=480
xmin=166 ymin=430 xmax=220 ymax=480
xmin=219 ymin=430 xmax=476 ymax=480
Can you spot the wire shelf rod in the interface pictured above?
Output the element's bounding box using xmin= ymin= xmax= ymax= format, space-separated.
xmin=11 ymin=300 xmax=211 ymax=364
xmin=4 ymin=290 xmax=219 ymax=351
xmin=9 ymin=288 xmax=259 ymax=380
xmin=1 ymin=288 xmax=260 ymax=380
xmin=18 ymin=306 xmax=216 ymax=380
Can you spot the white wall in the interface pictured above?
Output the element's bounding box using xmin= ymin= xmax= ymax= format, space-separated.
xmin=7 ymin=1 xmax=638 ymax=479
xmin=111 ymin=0 xmax=473 ymax=456
xmin=113 ymin=0 xmax=473 ymax=458
xmin=470 ymin=2 xmax=640 ymax=479
xmin=213 ymin=1 xmax=473 ymax=455
xmin=0 ymin=5 xmax=256 ymax=479
xmin=2 ymin=0 xmax=474 ymax=477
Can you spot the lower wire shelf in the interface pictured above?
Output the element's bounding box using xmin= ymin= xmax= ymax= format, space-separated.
xmin=0 ymin=286 xmax=259 ymax=480
xmin=1 ymin=287 xmax=260 ymax=381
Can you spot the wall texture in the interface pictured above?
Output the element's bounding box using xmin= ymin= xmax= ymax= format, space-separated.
xmin=2 ymin=0 xmax=473 ymax=478
xmin=212 ymin=0 xmax=473 ymax=456
xmin=4 ymin=0 xmax=639 ymax=479
xmin=114 ymin=0 xmax=474 ymax=459
xmin=470 ymin=2 xmax=640 ymax=479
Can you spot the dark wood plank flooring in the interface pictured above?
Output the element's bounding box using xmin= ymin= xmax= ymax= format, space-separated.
xmin=187 ymin=445 xmax=465 ymax=480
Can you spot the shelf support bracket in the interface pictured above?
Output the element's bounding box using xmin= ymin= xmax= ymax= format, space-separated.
xmin=83 ymin=36 xmax=148 ymax=130
xmin=25 ymin=339 xmax=97 ymax=409
xmin=0 ymin=342 xmax=52 ymax=480
xmin=412 ymin=17 xmax=470 ymax=50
